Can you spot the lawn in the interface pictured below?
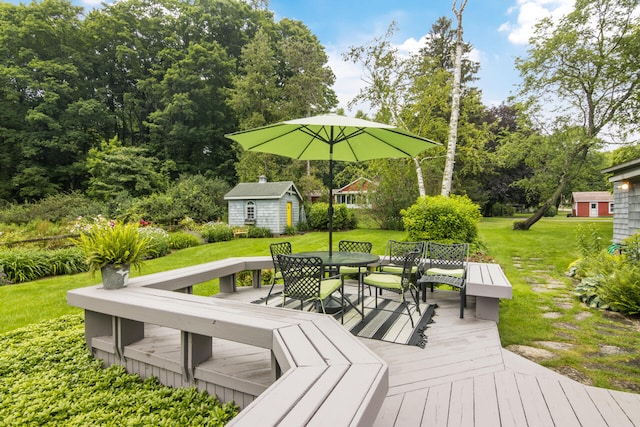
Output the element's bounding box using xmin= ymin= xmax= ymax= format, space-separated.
xmin=4 ymin=216 xmax=639 ymax=393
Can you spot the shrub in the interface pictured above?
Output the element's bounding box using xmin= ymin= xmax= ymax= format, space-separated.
xmin=599 ymin=265 xmax=640 ymax=315
xmin=284 ymin=225 xmax=297 ymax=235
xmin=0 ymin=192 xmax=105 ymax=225
xmin=130 ymin=175 xmax=229 ymax=225
xmin=490 ymin=202 xmax=516 ymax=217
xmin=575 ymin=223 xmax=605 ymax=257
xmin=139 ymin=226 xmax=170 ymax=259
xmin=247 ymin=226 xmax=272 ymax=238
xmin=200 ymin=222 xmax=233 ymax=243
xmin=169 ymin=232 xmax=202 ymax=250
xmin=0 ymin=315 xmax=238 ymax=425
xmin=307 ymin=203 xmax=356 ymax=230
xmin=544 ymin=205 xmax=557 ymax=217
xmin=401 ymin=195 xmax=482 ymax=243
xmin=0 ymin=247 xmax=88 ymax=283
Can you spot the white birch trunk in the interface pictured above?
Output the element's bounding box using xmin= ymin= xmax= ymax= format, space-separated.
xmin=414 ymin=157 xmax=426 ymax=196
xmin=441 ymin=0 xmax=467 ymax=196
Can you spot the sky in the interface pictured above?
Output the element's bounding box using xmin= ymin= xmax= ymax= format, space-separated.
xmin=267 ymin=0 xmax=574 ymax=112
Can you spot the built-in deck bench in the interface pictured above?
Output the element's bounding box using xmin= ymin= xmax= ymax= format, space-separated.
xmin=67 ymin=257 xmax=388 ymax=426
xmin=465 ymin=261 xmax=512 ymax=322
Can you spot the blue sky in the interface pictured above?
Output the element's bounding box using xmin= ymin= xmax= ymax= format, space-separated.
xmin=6 ymin=0 xmax=574 ymax=112
xmin=268 ymin=0 xmax=574 ymax=112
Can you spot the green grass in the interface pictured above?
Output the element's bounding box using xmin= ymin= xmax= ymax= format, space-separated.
xmin=5 ymin=217 xmax=640 ymax=393
xmin=0 ymin=229 xmax=404 ymax=334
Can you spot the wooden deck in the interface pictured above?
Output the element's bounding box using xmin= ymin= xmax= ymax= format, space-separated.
xmin=215 ymin=283 xmax=640 ymax=426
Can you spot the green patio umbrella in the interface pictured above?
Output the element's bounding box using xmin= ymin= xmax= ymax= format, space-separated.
xmin=225 ymin=113 xmax=440 ymax=254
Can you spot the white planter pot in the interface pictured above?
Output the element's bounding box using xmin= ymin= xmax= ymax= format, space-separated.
xmin=100 ymin=264 xmax=130 ymax=289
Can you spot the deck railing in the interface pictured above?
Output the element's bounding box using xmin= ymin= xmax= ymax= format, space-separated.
xmin=67 ymin=256 xmax=388 ymax=426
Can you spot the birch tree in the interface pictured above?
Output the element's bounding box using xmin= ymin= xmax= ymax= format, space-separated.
xmin=441 ymin=0 xmax=468 ymax=196
xmin=343 ymin=24 xmax=429 ymax=195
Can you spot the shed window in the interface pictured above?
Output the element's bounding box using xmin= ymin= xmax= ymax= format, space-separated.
xmin=246 ymin=201 xmax=256 ymax=220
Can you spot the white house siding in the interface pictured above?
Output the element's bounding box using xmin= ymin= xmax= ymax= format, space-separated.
xmin=228 ymin=201 xmax=246 ymax=227
xmin=628 ymin=186 xmax=640 ymax=241
xmin=611 ymin=184 xmax=640 ymax=243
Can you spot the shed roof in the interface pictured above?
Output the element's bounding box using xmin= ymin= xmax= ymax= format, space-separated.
xmin=224 ymin=181 xmax=302 ymax=201
xmin=571 ymin=191 xmax=613 ymax=203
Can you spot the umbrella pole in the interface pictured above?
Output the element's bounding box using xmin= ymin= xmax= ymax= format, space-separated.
xmin=328 ymin=147 xmax=334 ymax=257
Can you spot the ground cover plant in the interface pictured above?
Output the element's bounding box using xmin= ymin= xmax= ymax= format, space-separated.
xmin=0 ymin=315 xmax=238 ymax=426
xmin=2 ymin=216 xmax=640 ymax=409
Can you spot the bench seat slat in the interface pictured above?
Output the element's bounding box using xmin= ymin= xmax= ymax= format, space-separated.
xmin=227 ymin=366 xmax=326 ymax=426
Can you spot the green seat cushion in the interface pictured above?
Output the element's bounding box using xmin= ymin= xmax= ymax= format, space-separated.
xmin=363 ymin=273 xmax=401 ymax=290
xmin=380 ymin=265 xmax=418 ymax=274
xmin=426 ymin=268 xmax=464 ymax=278
xmin=319 ymin=278 xmax=342 ymax=300
xmin=339 ymin=266 xmax=368 ymax=275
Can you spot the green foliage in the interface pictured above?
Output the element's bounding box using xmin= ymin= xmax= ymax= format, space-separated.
xmin=247 ymin=226 xmax=272 ymax=238
xmin=70 ymin=218 xmax=150 ymax=274
xmin=0 ymin=247 xmax=88 ymax=283
xmin=169 ymin=232 xmax=202 ymax=250
xmin=490 ymin=202 xmax=516 ymax=217
xmin=366 ymin=159 xmax=420 ymax=230
xmin=200 ymin=223 xmax=234 ymax=243
xmin=401 ymin=195 xmax=481 ymax=243
xmin=599 ymin=266 xmax=640 ymax=314
xmin=139 ymin=227 xmax=171 ymax=259
xmin=0 ymin=193 xmax=106 ymax=225
xmin=284 ymin=226 xmax=297 ymax=235
xmin=307 ymin=203 xmax=356 ymax=231
xmin=575 ymin=223 xmax=605 ymax=257
xmin=0 ymin=315 xmax=238 ymax=425
xmin=130 ymin=175 xmax=229 ymax=225
xmin=543 ymin=205 xmax=557 ymax=217
xmin=574 ymin=276 xmax=610 ymax=309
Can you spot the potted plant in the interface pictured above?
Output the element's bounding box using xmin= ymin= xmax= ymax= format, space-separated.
xmin=72 ymin=218 xmax=150 ymax=289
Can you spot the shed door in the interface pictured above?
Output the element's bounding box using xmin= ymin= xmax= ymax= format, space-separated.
xmin=590 ymin=202 xmax=598 ymax=217
xmin=287 ymin=202 xmax=292 ymax=227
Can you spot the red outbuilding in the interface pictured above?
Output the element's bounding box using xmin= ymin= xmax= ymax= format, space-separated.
xmin=571 ymin=191 xmax=613 ymax=217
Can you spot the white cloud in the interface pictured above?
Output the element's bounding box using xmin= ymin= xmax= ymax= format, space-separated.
xmin=500 ymin=0 xmax=573 ymax=45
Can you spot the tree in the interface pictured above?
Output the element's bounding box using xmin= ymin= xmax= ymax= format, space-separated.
xmin=86 ymin=137 xmax=172 ymax=201
xmin=441 ymin=0 xmax=468 ymax=196
xmin=513 ymin=0 xmax=640 ymax=230
xmin=343 ymin=23 xmax=430 ymax=196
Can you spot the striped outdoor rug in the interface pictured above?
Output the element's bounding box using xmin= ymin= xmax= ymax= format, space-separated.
xmin=252 ymin=292 xmax=436 ymax=348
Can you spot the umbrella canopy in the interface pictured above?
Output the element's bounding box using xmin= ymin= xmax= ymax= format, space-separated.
xmin=225 ymin=114 xmax=440 ymax=254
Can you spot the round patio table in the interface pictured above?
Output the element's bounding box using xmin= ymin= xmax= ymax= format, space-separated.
xmin=293 ymin=251 xmax=380 ymax=316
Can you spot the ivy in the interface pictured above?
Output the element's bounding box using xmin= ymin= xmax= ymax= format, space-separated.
xmin=0 ymin=315 xmax=238 ymax=426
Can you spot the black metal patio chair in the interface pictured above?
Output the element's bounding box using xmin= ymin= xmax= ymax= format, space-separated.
xmin=338 ymin=240 xmax=373 ymax=299
xmin=265 ymin=241 xmax=291 ymax=304
xmin=277 ymin=254 xmax=347 ymax=323
xmin=418 ymin=242 xmax=469 ymax=318
xmin=363 ymin=250 xmax=422 ymax=327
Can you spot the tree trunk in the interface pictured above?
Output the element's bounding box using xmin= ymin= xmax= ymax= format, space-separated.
xmin=441 ymin=0 xmax=467 ymax=196
xmin=413 ymin=157 xmax=426 ymax=197
xmin=513 ymin=144 xmax=589 ymax=230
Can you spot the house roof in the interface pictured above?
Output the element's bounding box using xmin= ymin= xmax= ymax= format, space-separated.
xmin=602 ymin=157 xmax=640 ymax=182
xmin=571 ymin=191 xmax=613 ymax=203
xmin=334 ymin=177 xmax=374 ymax=195
xmin=224 ymin=181 xmax=302 ymax=201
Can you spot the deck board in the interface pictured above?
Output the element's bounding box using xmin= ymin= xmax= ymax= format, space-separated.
xmin=157 ymin=282 xmax=640 ymax=426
